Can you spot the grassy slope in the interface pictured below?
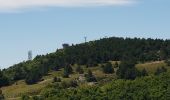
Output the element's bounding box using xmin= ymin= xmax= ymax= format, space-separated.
xmin=1 ymin=64 xmax=111 ymax=100
xmin=136 ymin=61 xmax=167 ymax=74
xmin=1 ymin=61 xmax=168 ymax=100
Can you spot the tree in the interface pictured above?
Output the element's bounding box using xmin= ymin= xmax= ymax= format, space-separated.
xmin=102 ymin=62 xmax=114 ymax=74
xmin=116 ymin=61 xmax=140 ymax=80
xmin=0 ymin=89 xmax=4 ymax=100
xmin=85 ymin=70 xmax=97 ymax=82
xmin=114 ymin=61 xmax=119 ymax=68
xmin=63 ymin=64 xmax=73 ymax=78
xmin=25 ymin=68 xmax=42 ymax=84
xmin=76 ymin=66 xmax=84 ymax=74
xmin=63 ymin=69 xmax=69 ymax=78
xmin=0 ymin=70 xmax=9 ymax=87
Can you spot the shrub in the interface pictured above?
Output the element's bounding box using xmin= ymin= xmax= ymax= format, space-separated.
xmin=63 ymin=64 xmax=73 ymax=78
xmin=155 ymin=67 xmax=167 ymax=75
xmin=165 ymin=60 xmax=170 ymax=66
xmin=102 ymin=62 xmax=114 ymax=74
xmin=53 ymin=77 xmax=61 ymax=83
xmin=85 ymin=70 xmax=97 ymax=82
xmin=21 ymin=95 xmax=30 ymax=100
xmin=141 ymin=68 xmax=148 ymax=76
xmin=76 ymin=66 xmax=84 ymax=74
xmin=116 ymin=61 xmax=140 ymax=80
xmin=0 ymin=89 xmax=4 ymax=100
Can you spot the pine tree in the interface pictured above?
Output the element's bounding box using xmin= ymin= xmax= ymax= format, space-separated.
xmin=114 ymin=62 xmax=119 ymax=68
xmin=85 ymin=70 xmax=97 ymax=82
xmin=102 ymin=62 xmax=114 ymax=74
xmin=63 ymin=64 xmax=73 ymax=78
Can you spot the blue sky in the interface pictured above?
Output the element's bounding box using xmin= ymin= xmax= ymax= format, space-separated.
xmin=0 ymin=0 xmax=170 ymax=68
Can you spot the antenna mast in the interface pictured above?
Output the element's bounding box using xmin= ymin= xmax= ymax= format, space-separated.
xmin=84 ymin=36 xmax=87 ymax=43
xmin=28 ymin=50 xmax=32 ymax=61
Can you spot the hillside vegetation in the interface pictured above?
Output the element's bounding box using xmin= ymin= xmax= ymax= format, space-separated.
xmin=1 ymin=37 xmax=170 ymax=100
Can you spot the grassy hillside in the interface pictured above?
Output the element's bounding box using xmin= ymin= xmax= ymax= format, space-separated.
xmin=2 ymin=37 xmax=170 ymax=89
xmin=1 ymin=37 xmax=170 ymax=100
xmin=1 ymin=61 xmax=168 ymax=100
xmin=136 ymin=61 xmax=167 ymax=74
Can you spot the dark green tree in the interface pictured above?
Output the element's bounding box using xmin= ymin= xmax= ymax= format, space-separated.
xmin=102 ymin=62 xmax=114 ymax=74
xmin=116 ymin=61 xmax=140 ymax=80
xmin=25 ymin=68 xmax=42 ymax=84
xmin=85 ymin=70 xmax=97 ymax=82
xmin=63 ymin=64 xmax=73 ymax=78
xmin=0 ymin=70 xmax=9 ymax=87
xmin=114 ymin=62 xmax=119 ymax=68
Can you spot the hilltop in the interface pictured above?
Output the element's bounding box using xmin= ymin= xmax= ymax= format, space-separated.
xmin=1 ymin=36 xmax=170 ymax=100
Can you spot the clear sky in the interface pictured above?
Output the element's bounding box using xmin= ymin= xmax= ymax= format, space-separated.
xmin=0 ymin=0 xmax=170 ymax=69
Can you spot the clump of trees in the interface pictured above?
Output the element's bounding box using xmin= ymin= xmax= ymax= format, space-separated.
xmin=25 ymin=68 xmax=42 ymax=84
xmin=102 ymin=62 xmax=114 ymax=74
xmin=116 ymin=61 xmax=140 ymax=80
xmin=0 ymin=70 xmax=9 ymax=87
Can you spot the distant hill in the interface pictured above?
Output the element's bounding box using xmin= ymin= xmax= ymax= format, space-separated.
xmin=1 ymin=37 xmax=170 ymax=87
xmin=1 ymin=36 xmax=170 ymax=100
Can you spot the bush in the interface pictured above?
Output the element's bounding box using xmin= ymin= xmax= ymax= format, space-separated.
xmin=85 ymin=70 xmax=97 ymax=82
xmin=32 ymin=95 xmax=43 ymax=100
xmin=53 ymin=77 xmax=61 ymax=83
xmin=21 ymin=95 xmax=30 ymax=100
xmin=76 ymin=66 xmax=84 ymax=74
xmin=155 ymin=67 xmax=167 ymax=75
xmin=61 ymin=80 xmax=78 ymax=88
xmin=102 ymin=62 xmax=114 ymax=74
xmin=141 ymin=68 xmax=148 ymax=76
xmin=165 ymin=60 xmax=170 ymax=66
xmin=63 ymin=64 xmax=73 ymax=78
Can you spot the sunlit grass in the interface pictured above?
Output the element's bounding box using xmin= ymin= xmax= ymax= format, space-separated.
xmin=136 ymin=61 xmax=167 ymax=74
